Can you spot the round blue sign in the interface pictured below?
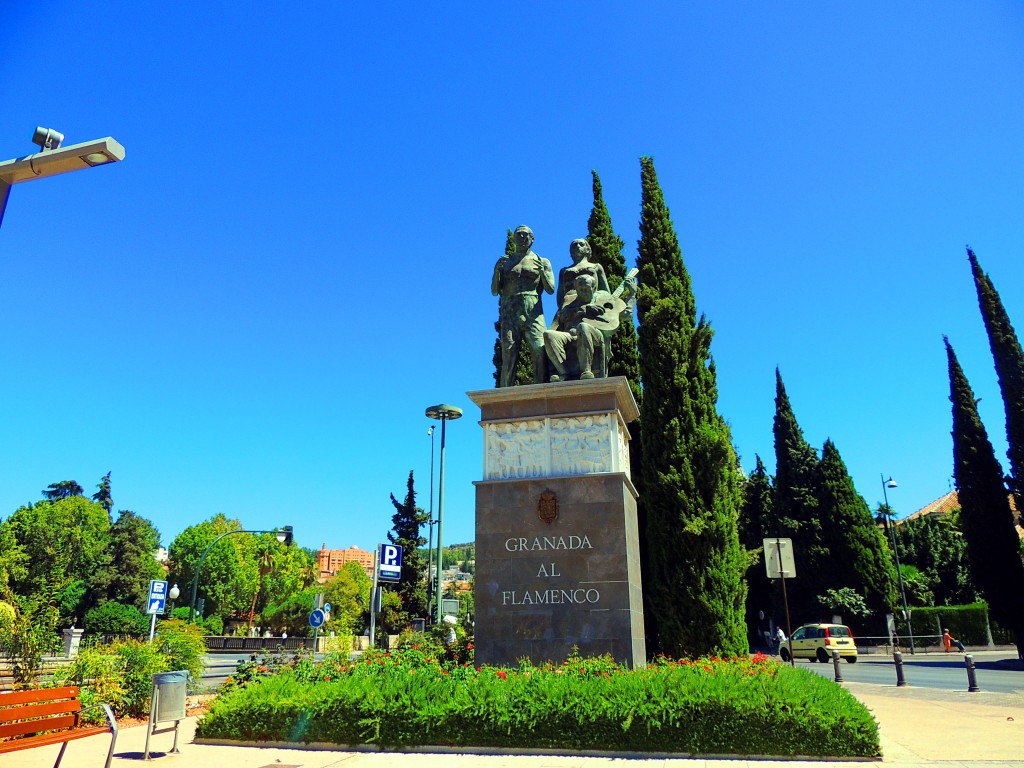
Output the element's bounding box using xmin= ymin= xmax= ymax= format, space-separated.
xmin=323 ymin=602 xmax=332 ymax=614
xmin=309 ymin=608 xmax=326 ymax=628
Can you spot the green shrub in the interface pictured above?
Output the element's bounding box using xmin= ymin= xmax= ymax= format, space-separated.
xmin=84 ymin=601 xmax=149 ymax=636
xmin=203 ymin=614 xmax=224 ymax=636
xmin=197 ymin=653 xmax=878 ymax=757
xmin=54 ymin=639 xmax=166 ymax=718
xmin=912 ymin=602 xmax=1013 ymax=645
xmin=155 ymin=619 xmax=206 ymax=691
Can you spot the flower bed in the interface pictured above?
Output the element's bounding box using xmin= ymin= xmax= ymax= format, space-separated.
xmin=196 ymin=647 xmax=879 ymax=757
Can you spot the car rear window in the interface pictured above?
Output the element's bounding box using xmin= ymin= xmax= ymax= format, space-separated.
xmin=830 ymin=625 xmax=852 ymax=637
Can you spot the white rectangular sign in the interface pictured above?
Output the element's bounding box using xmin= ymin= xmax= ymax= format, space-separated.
xmin=763 ymin=538 xmax=796 ymax=579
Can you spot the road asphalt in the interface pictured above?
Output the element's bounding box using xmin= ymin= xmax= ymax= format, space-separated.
xmin=8 ymin=652 xmax=1024 ymax=767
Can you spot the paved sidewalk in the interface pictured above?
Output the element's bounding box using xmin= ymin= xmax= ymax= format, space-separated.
xmin=7 ymin=683 xmax=1024 ymax=767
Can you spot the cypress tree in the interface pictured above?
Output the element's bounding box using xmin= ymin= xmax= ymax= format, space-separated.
xmin=636 ymin=156 xmax=747 ymax=658
xmin=968 ymin=247 xmax=1024 ymax=510
xmin=737 ymin=455 xmax=776 ymax=648
xmin=772 ymin=370 xmax=825 ymax=622
xmin=492 ymin=229 xmax=533 ymax=387
xmin=817 ymin=439 xmax=898 ymax=618
xmin=586 ymin=170 xmax=642 ymax=402
xmin=387 ymin=471 xmax=429 ymax=620
xmin=946 ymin=337 xmax=1024 ymax=658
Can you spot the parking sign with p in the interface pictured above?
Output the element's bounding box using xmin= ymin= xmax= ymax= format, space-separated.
xmin=378 ymin=543 xmax=402 ymax=582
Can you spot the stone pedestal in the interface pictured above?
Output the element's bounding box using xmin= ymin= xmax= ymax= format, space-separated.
xmin=63 ymin=626 xmax=84 ymax=658
xmin=468 ymin=377 xmax=645 ymax=668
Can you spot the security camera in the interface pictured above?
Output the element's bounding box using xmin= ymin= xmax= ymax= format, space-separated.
xmin=32 ymin=126 xmax=64 ymax=151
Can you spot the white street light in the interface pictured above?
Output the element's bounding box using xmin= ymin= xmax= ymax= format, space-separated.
xmin=881 ymin=474 xmax=915 ymax=654
xmin=0 ymin=128 xmax=125 ymax=228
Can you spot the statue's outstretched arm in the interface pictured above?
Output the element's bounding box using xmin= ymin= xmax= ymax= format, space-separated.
xmin=491 ymin=258 xmax=506 ymax=296
xmin=539 ymin=258 xmax=555 ymax=294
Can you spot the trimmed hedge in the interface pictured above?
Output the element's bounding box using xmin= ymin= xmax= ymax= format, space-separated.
xmin=912 ymin=602 xmax=1013 ymax=645
xmin=197 ymin=652 xmax=879 ymax=757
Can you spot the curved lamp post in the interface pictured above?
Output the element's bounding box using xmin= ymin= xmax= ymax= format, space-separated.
xmin=188 ymin=525 xmax=293 ymax=622
xmin=0 ymin=128 xmax=125 ymax=229
xmin=426 ymin=425 xmax=436 ymax=620
xmin=881 ymin=476 xmax=915 ymax=654
xmin=426 ymin=404 xmax=462 ymax=623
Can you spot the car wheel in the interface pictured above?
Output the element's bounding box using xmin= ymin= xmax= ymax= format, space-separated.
xmin=780 ymin=647 xmax=790 ymax=662
xmin=845 ymin=656 xmax=857 ymax=663
xmin=816 ymin=647 xmax=830 ymax=663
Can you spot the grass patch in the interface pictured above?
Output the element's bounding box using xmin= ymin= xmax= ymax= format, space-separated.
xmin=196 ymin=647 xmax=878 ymax=757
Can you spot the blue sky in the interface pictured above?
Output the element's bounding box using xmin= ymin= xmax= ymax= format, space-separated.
xmin=1 ymin=3 xmax=1021 ymax=555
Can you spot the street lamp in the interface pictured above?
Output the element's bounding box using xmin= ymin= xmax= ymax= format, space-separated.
xmin=426 ymin=425 xmax=436 ymax=621
xmin=0 ymin=127 xmax=125 ymax=228
xmin=188 ymin=525 xmax=293 ymax=622
xmin=426 ymin=404 xmax=462 ymax=623
xmin=881 ymin=475 xmax=915 ymax=654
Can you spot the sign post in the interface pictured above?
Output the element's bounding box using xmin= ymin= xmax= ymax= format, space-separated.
xmin=763 ymin=537 xmax=796 ymax=667
xmin=147 ymin=580 xmax=168 ymax=643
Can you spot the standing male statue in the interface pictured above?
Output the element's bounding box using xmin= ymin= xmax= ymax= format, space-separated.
xmin=492 ymin=225 xmax=555 ymax=387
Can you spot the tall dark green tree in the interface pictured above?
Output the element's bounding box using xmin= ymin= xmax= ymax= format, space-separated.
xmin=946 ymin=337 xmax=1024 ymax=658
xmin=968 ymin=247 xmax=1024 ymax=511
xmin=636 ymin=156 xmax=747 ymax=658
xmin=92 ymin=472 xmax=113 ymax=515
xmin=42 ymin=480 xmax=84 ymax=500
xmin=772 ymin=370 xmax=825 ymax=622
xmin=737 ymin=455 xmax=776 ymax=646
xmin=817 ymin=439 xmax=898 ymax=618
xmin=492 ymin=229 xmax=533 ymax=387
xmin=587 ymin=170 xmax=642 ymax=401
xmin=893 ymin=509 xmax=978 ymax=606
xmin=87 ymin=510 xmax=164 ymax=610
xmin=387 ymin=471 xmax=429 ymax=620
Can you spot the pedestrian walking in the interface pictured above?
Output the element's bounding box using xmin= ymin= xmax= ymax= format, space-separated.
xmin=943 ymin=628 xmax=965 ymax=652
xmin=775 ymin=626 xmax=787 ymax=653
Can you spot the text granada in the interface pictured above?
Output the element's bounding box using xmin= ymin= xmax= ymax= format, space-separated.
xmin=504 ymin=535 xmax=593 ymax=551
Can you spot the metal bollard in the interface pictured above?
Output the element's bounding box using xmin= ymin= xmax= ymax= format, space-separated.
xmin=965 ymin=654 xmax=980 ymax=692
xmin=893 ymin=650 xmax=907 ymax=686
xmin=831 ymin=649 xmax=844 ymax=682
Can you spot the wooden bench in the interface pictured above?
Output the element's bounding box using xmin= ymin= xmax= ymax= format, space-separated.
xmin=0 ymin=686 xmax=118 ymax=768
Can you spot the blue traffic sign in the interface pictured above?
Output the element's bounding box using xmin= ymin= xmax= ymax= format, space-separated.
xmin=323 ymin=602 xmax=332 ymax=614
xmin=309 ymin=609 xmax=326 ymax=628
xmin=379 ymin=543 xmax=402 ymax=582
xmin=147 ymin=580 xmax=167 ymax=615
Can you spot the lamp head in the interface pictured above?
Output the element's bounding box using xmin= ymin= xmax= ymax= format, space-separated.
xmin=885 ymin=477 xmax=898 ymax=489
xmin=168 ymin=584 xmax=180 ymax=600
xmin=32 ymin=126 xmax=64 ymax=151
xmin=276 ymin=525 xmax=294 ymax=546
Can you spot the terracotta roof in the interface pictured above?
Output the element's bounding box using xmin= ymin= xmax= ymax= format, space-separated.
xmin=901 ymin=490 xmax=1022 ymax=538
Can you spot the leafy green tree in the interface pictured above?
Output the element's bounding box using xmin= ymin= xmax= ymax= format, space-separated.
xmin=772 ymin=370 xmax=825 ymax=623
xmin=737 ymin=455 xmax=776 ymax=644
xmin=42 ymin=480 xmax=84 ymax=500
xmin=88 ymin=510 xmax=164 ymax=611
xmin=92 ymin=472 xmax=113 ymax=513
xmin=323 ymin=561 xmax=371 ymax=636
xmin=387 ymin=471 xmax=429 ymax=621
xmin=636 ymin=156 xmax=747 ymax=658
xmin=492 ymin=229 xmax=534 ymax=387
xmin=1 ymin=494 xmax=111 ymax=624
xmin=258 ymin=537 xmax=316 ymax=619
xmin=968 ymin=247 xmax=1024 ymax=512
xmin=817 ymin=439 xmax=898 ymax=616
xmin=892 ymin=509 xmax=978 ymax=606
xmin=167 ymin=514 xmax=258 ymax=621
xmin=817 ymin=588 xmax=872 ymax=622
xmin=946 ymin=337 xmax=1024 ymax=657
xmin=0 ymin=523 xmax=27 ymax=601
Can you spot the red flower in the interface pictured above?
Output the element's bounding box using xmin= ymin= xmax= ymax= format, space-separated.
xmin=496 ymin=670 xmax=508 ymax=680
xmin=325 ymin=676 xmax=331 ymax=681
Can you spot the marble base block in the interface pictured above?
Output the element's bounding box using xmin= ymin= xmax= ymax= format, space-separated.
xmin=467 ymin=377 xmax=646 ymax=668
